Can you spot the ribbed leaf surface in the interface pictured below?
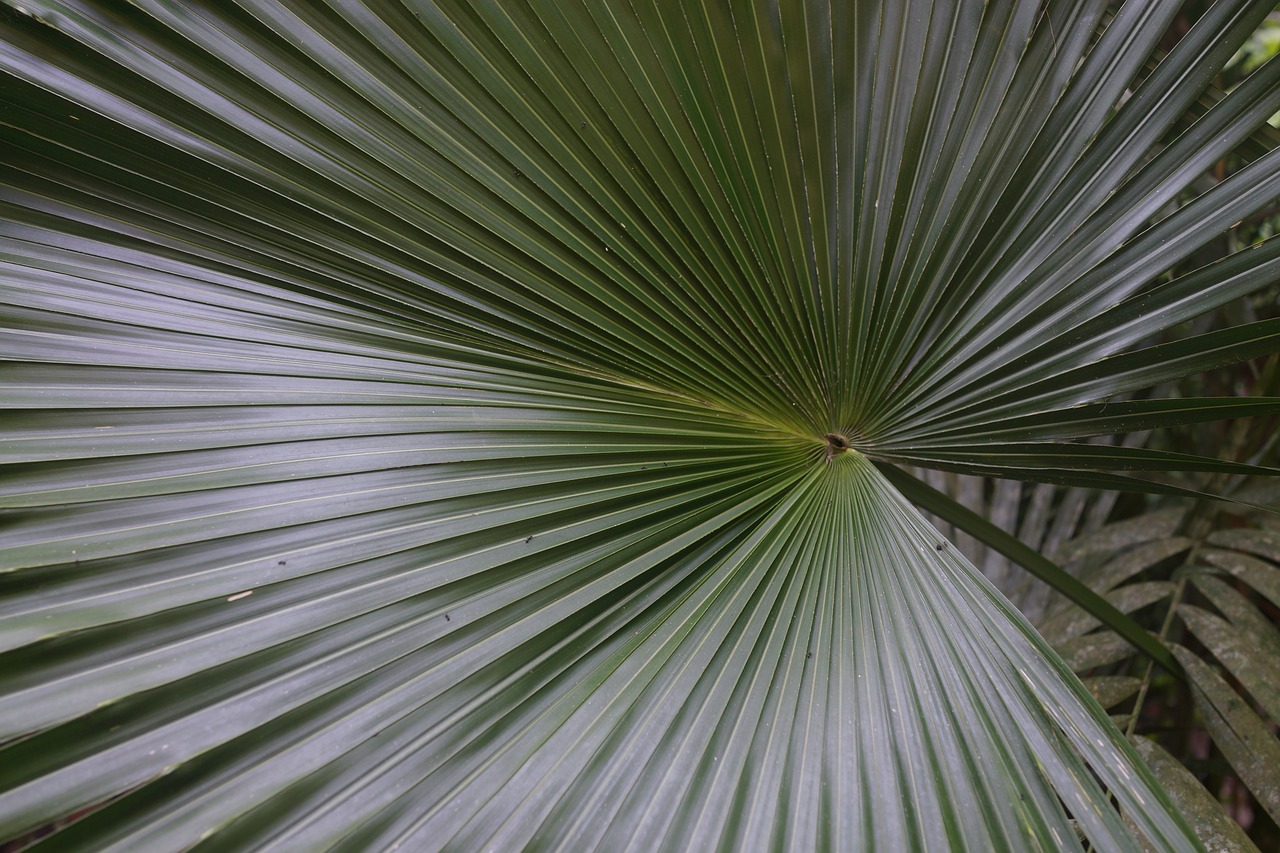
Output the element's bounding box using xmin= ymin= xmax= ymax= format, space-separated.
xmin=4 ymin=0 xmax=1277 ymax=848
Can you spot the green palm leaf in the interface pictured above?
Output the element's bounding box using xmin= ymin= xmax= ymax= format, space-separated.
xmin=2 ymin=0 xmax=1277 ymax=848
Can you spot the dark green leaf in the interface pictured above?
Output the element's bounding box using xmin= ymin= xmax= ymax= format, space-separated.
xmin=877 ymin=464 xmax=1182 ymax=677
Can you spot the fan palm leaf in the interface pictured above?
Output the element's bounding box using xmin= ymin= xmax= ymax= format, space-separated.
xmin=2 ymin=0 xmax=1279 ymax=849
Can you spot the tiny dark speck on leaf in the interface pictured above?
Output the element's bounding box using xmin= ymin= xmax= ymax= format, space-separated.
xmin=806 ymin=652 xmax=812 ymax=659
xmin=525 ymin=535 xmax=534 ymax=544
xmin=580 ymin=121 xmax=586 ymax=129
xmin=935 ymin=543 xmax=946 ymax=551
xmin=445 ymin=614 xmax=450 ymax=622
xmin=278 ymin=560 xmax=287 ymax=565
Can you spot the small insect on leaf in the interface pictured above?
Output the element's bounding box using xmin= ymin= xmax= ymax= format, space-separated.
xmin=525 ymin=536 xmax=534 ymax=544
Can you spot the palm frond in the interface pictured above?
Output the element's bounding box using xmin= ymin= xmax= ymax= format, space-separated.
xmin=4 ymin=0 xmax=1280 ymax=848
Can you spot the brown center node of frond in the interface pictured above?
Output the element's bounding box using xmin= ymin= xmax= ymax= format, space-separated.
xmin=824 ymin=433 xmax=849 ymax=462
